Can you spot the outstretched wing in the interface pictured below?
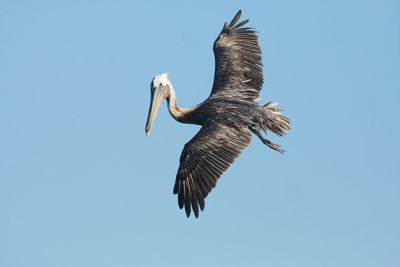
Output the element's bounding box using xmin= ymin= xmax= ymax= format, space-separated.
xmin=210 ymin=10 xmax=263 ymax=101
xmin=173 ymin=121 xmax=252 ymax=218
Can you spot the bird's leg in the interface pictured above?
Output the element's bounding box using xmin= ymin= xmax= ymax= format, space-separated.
xmin=249 ymin=127 xmax=285 ymax=153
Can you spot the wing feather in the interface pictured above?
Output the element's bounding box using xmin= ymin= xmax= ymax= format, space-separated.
xmin=210 ymin=10 xmax=263 ymax=101
xmin=173 ymin=121 xmax=252 ymax=217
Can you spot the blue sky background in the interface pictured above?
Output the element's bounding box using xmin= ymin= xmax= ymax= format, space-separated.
xmin=1 ymin=1 xmax=399 ymax=266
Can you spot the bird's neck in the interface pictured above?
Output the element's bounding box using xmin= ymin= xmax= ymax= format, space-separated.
xmin=166 ymin=83 xmax=193 ymax=121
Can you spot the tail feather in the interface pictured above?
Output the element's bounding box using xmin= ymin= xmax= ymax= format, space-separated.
xmin=262 ymin=102 xmax=291 ymax=136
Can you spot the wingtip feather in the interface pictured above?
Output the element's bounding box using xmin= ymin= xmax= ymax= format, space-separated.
xmin=228 ymin=10 xmax=242 ymax=28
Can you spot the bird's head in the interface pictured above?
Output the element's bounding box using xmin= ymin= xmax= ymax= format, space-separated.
xmin=145 ymin=73 xmax=171 ymax=136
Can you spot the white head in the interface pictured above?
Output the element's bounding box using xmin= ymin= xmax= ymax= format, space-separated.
xmin=151 ymin=73 xmax=170 ymax=89
xmin=145 ymin=73 xmax=172 ymax=136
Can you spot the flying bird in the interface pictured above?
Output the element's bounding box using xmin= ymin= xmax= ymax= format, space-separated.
xmin=145 ymin=10 xmax=290 ymax=218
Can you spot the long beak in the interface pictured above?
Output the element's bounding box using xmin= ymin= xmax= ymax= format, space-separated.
xmin=145 ymin=89 xmax=164 ymax=136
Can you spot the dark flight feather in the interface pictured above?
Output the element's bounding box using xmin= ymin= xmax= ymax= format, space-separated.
xmin=210 ymin=10 xmax=263 ymax=101
xmin=173 ymin=121 xmax=252 ymax=217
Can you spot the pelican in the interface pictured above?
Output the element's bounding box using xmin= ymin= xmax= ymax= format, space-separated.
xmin=145 ymin=10 xmax=290 ymax=218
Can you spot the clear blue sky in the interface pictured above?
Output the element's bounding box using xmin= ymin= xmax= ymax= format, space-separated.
xmin=1 ymin=1 xmax=399 ymax=266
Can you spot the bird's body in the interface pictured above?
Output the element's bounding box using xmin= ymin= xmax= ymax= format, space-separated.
xmin=146 ymin=10 xmax=290 ymax=218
